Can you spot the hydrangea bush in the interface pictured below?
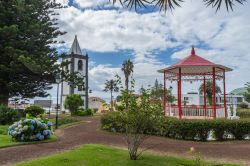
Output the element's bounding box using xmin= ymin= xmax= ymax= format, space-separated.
xmin=8 ymin=118 xmax=53 ymax=142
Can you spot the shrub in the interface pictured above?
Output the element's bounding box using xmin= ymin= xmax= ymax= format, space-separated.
xmin=0 ymin=105 xmax=20 ymax=125
xmin=100 ymin=112 xmax=124 ymax=132
xmin=227 ymin=120 xmax=250 ymax=140
xmin=238 ymin=102 xmax=248 ymax=109
xmin=8 ymin=118 xmax=53 ymax=142
xmin=17 ymin=109 xmax=26 ymax=118
xmin=24 ymin=106 xmax=45 ymax=117
xmin=237 ymin=110 xmax=250 ymax=119
xmin=74 ymin=108 xmax=93 ymax=116
xmin=101 ymin=113 xmax=250 ymax=141
xmin=195 ymin=120 xmax=214 ymax=141
xmin=64 ymin=94 xmax=84 ymax=115
xmin=213 ymin=120 xmax=228 ymax=141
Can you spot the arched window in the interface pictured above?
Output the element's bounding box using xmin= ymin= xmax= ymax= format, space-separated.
xmin=78 ymin=60 xmax=83 ymax=71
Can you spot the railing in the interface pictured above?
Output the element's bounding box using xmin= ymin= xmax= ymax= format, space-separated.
xmin=165 ymin=105 xmax=225 ymax=119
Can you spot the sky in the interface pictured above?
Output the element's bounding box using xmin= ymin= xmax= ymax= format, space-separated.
xmin=37 ymin=0 xmax=250 ymax=103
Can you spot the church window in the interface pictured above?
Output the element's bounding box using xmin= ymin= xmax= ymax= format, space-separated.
xmin=78 ymin=60 xmax=83 ymax=71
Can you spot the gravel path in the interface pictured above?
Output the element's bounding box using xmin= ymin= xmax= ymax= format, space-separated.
xmin=0 ymin=116 xmax=250 ymax=166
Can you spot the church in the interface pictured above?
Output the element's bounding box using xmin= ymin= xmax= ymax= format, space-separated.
xmin=60 ymin=35 xmax=89 ymax=112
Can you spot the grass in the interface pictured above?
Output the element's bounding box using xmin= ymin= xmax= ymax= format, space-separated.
xmin=49 ymin=117 xmax=83 ymax=128
xmin=14 ymin=144 xmax=238 ymax=166
xmin=0 ymin=125 xmax=8 ymax=135
xmin=0 ymin=135 xmax=57 ymax=149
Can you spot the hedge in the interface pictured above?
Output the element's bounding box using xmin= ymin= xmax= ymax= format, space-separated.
xmin=100 ymin=112 xmax=250 ymax=141
xmin=236 ymin=109 xmax=250 ymax=119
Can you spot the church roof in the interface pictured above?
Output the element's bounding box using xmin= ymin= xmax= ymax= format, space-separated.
xmin=69 ymin=35 xmax=82 ymax=55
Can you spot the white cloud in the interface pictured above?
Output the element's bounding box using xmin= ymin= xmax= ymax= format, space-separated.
xmin=75 ymin=0 xmax=110 ymax=8
xmin=50 ymin=0 xmax=250 ymax=101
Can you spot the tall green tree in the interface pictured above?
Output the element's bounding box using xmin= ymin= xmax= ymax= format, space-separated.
xmin=150 ymin=79 xmax=175 ymax=103
xmin=111 ymin=0 xmax=245 ymax=11
xmin=199 ymin=81 xmax=221 ymax=105
xmin=103 ymin=79 xmax=119 ymax=110
xmin=244 ymin=82 xmax=250 ymax=103
xmin=121 ymin=59 xmax=134 ymax=108
xmin=64 ymin=94 xmax=84 ymax=115
xmin=0 ymin=0 xmax=66 ymax=105
xmin=121 ymin=59 xmax=134 ymax=92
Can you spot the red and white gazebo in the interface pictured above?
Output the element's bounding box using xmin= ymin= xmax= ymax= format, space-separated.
xmin=158 ymin=47 xmax=232 ymax=119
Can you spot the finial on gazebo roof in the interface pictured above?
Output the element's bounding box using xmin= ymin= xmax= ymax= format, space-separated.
xmin=191 ymin=46 xmax=195 ymax=56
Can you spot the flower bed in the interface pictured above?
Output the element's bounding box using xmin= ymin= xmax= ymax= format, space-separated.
xmin=8 ymin=118 xmax=53 ymax=142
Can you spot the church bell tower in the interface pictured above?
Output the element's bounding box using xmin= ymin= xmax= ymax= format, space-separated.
xmin=60 ymin=35 xmax=89 ymax=111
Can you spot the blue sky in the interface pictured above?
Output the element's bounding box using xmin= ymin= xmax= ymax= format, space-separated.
xmin=37 ymin=0 xmax=250 ymax=103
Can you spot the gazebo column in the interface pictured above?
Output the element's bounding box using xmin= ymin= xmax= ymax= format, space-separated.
xmin=178 ymin=68 xmax=182 ymax=119
xmin=203 ymin=76 xmax=207 ymax=117
xmin=164 ymin=71 xmax=166 ymax=116
xmin=212 ymin=67 xmax=216 ymax=119
xmin=223 ymin=69 xmax=227 ymax=118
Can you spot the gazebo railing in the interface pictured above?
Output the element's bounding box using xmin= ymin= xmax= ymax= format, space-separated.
xmin=166 ymin=105 xmax=225 ymax=118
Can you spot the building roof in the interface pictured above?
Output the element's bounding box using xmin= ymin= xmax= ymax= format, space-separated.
xmin=158 ymin=47 xmax=232 ymax=74
xmin=69 ymin=35 xmax=82 ymax=55
xmin=229 ymin=87 xmax=247 ymax=95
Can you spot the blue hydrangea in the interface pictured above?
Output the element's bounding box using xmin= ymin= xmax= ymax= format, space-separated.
xmin=36 ymin=133 xmax=41 ymax=139
xmin=8 ymin=118 xmax=53 ymax=142
xmin=31 ymin=120 xmax=35 ymax=124
xmin=39 ymin=135 xmax=44 ymax=141
xmin=47 ymin=122 xmax=52 ymax=127
xmin=30 ymin=125 xmax=35 ymax=130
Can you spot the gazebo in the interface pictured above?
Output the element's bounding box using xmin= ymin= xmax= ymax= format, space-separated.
xmin=158 ymin=47 xmax=232 ymax=119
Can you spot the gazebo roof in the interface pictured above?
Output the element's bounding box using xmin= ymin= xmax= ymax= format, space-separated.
xmin=158 ymin=47 xmax=232 ymax=74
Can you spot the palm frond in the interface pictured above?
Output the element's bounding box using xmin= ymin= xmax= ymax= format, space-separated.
xmin=111 ymin=0 xmax=246 ymax=12
xmin=203 ymin=0 xmax=246 ymax=12
xmin=153 ymin=0 xmax=183 ymax=11
xmin=111 ymin=0 xmax=150 ymax=10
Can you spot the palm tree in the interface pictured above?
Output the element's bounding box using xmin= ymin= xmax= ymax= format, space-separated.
xmin=244 ymin=82 xmax=250 ymax=103
xmin=199 ymin=81 xmax=221 ymax=106
xmin=111 ymin=0 xmax=245 ymax=12
xmin=103 ymin=79 xmax=119 ymax=110
xmin=121 ymin=59 xmax=134 ymax=92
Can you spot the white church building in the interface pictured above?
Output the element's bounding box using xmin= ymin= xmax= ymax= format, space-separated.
xmin=60 ymin=35 xmax=89 ymax=111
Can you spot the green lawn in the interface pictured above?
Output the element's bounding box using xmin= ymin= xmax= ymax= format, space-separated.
xmin=0 ymin=135 xmax=57 ymax=149
xmin=0 ymin=125 xmax=8 ymax=135
xmin=14 ymin=144 xmax=238 ymax=166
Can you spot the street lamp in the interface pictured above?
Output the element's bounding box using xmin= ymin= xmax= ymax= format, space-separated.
xmin=48 ymin=94 xmax=52 ymax=118
xmin=169 ymin=86 xmax=173 ymax=116
xmin=55 ymin=74 xmax=61 ymax=129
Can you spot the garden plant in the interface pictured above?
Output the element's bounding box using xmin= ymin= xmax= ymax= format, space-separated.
xmin=8 ymin=118 xmax=53 ymax=142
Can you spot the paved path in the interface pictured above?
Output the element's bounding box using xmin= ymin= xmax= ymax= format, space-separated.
xmin=0 ymin=116 xmax=250 ymax=165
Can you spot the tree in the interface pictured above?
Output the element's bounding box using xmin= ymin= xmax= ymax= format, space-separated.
xmin=121 ymin=59 xmax=134 ymax=108
xmin=0 ymin=0 xmax=66 ymax=105
xmin=111 ymin=0 xmax=245 ymax=12
xmin=117 ymin=83 xmax=162 ymax=160
xmin=150 ymin=79 xmax=175 ymax=103
xmin=64 ymin=94 xmax=84 ymax=115
xmin=244 ymin=82 xmax=250 ymax=103
xmin=121 ymin=59 xmax=134 ymax=92
xmin=199 ymin=81 xmax=221 ymax=105
xmin=103 ymin=79 xmax=119 ymax=110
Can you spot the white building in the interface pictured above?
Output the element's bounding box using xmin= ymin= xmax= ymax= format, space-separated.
xmin=173 ymin=92 xmax=245 ymax=106
xmin=60 ymin=35 xmax=89 ymax=111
